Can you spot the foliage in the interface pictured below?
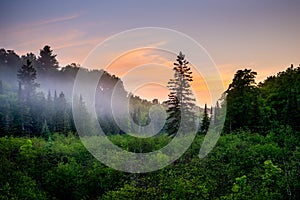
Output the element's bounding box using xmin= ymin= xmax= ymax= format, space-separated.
xmin=224 ymin=66 xmax=300 ymax=134
xmin=200 ymin=103 xmax=210 ymax=134
xmin=0 ymin=131 xmax=299 ymax=199
xmin=165 ymin=51 xmax=196 ymax=136
xmin=0 ymin=47 xmax=300 ymax=199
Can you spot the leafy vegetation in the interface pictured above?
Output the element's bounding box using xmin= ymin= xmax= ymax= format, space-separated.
xmin=0 ymin=46 xmax=299 ymax=199
xmin=0 ymin=130 xmax=299 ymax=199
xmin=224 ymin=67 xmax=300 ymax=133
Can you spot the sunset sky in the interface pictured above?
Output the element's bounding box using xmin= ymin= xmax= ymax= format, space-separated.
xmin=1 ymin=0 xmax=300 ymax=106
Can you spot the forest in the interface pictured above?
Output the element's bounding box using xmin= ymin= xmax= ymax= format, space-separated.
xmin=0 ymin=46 xmax=300 ymax=199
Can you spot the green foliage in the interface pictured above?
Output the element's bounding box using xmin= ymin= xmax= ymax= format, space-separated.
xmin=45 ymin=158 xmax=87 ymax=199
xmin=225 ymin=66 xmax=300 ymax=134
xmin=228 ymin=175 xmax=252 ymax=199
xmin=225 ymin=69 xmax=259 ymax=132
xmin=0 ymin=130 xmax=300 ymax=199
xmin=165 ymin=51 xmax=197 ymax=136
xmin=37 ymin=45 xmax=59 ymax=72
xmin=200 ymin=103 xmax=210 ymax=134
xmin=1 ymin=47 xmax=300 ymax=199
xmin=260 ymin=160 xmax=285 ymax=199
xmin=17 ymin=59 xmax=39 ymax=101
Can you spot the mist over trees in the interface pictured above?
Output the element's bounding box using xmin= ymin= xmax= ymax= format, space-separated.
xmin=1 ymin=46 xmax=300 ymax=137
xmin=0 ymin=46 xmax=172 ymax=137
xmin=0 ymin=46 xmax=300 ymax=199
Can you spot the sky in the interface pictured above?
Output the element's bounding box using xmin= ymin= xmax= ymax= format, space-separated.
xmin=1 ymin=0 xmax=300 ymax=106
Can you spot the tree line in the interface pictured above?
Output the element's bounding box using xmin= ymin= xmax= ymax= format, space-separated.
xmin=1 ymin=46 xmax=300 ymax=199
xmin=225 ymin=66 xmax=300 ymax=134
xmin=1 ymin=46 xmax=299 ymax=138
xmin=0 ymin=46 xmax=165 ymax=137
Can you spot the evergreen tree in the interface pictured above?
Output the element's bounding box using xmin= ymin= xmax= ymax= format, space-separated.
xmin=45 ymin=90 xmax=55 ymax=132
xmin=213 ymin=101 xmax=220 ymax=125
xmin=41 ymin=120 xmax=51 ymax=138
xmin=200 ymin=103 xmax=210 ymax=134
xmin=165 ymin=95 xmax=180 ymax=136
xmin=73 ymin=95 xmax=93 ymax=136
xmin=55 ymin=92 xmax=71 ymax=135
xmin=165 ymin=52 xmax=196 ymax=136
xmin=37 ymin=45 xmax=59 ymax=72
xmin=0 ymin=95 xmax=11 ymax=134
xmin=47 ymin=90 xmax=52 ymax=102
xmin=0 ymin=49 xmax=22 ymax=85
xmin=17 ymin=59 xmax=39 ymax=136
xmin=54 ymin=90 xmax=57 ymax=102
xmin=17 ymin=59 xmax=39 ymax=101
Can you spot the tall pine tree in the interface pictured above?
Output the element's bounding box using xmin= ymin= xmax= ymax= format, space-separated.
xmin=17 ymin=59 xmax=39 ymax=136
xmin=165 ymin=52 xmax=196 ymax=136
xmin=37 ymin=45 xmax=59 ymax=75
xmin=17 ymin=59 xmax=39 ymax=101
xmin=200 ymin=103 xmax=210 ymax=134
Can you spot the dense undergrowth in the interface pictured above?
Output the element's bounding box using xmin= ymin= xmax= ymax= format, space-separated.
xmin=1 ymin=128 xmax=299 ymax=200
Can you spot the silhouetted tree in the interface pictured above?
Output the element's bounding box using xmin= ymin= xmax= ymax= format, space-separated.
xmin=16 ymin=59 xmax=40 ymax=136
xmin=166 ymin=52 xmax=196 ymax=136
xmin=0 ymin=49 xmax=22 ymax=85
xmin=200 ymin=104 xmax=210 ymax=134
xmin=17 ymin=59 xmax=39 ymax=101
xmin=225 ymin=69 xmax=257 ymax=133
xmin=212 ymin=101 xmax=220 ymax=125
xmin=55 ymin=92 xmax=71 ymax=135
xmin=37 ymin=45 xmax=59 ymax=73
xmin=165 ymin=95 xmax=180 ymax=136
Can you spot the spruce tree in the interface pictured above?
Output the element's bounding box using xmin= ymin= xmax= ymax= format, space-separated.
xmin=213 ymin=101 xmax=220 ymax=125
xmin=165 ymin=94 xmax=180 ymax=135
xmin=17 ymin=59 xmax=39 ymax=101
xmin=17 ymin=59 xmax=39 ymax=136
xmin=41 ymin=120 xmax=51 ymax=138
xmin=165 ymin=52 xmax=196 ymax=136
xmin=200 ymin=103 xmax=210 ymax=134
xmin=37 ymin=45 xmax=59 ymax=72
xmin=55 ymin=92 xmax=71 ymax=135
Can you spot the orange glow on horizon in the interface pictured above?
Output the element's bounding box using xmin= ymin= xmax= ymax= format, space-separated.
xmin=104 ymin=49 xmax=217 ymax=107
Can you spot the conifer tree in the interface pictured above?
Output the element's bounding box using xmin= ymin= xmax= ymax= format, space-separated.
xmin=37 ymin=45 xmax=59 ymax=72
xmin=54 ymin=92 xmax=71 ymax=135
xmin=200 ymin=103 xmax=210 ymax=134
xmin=17 ymin=59 xmax=39 ymax=136
xmin=41 ymin=120 xmax=51 ymax=138
xmin=213 ymin=101 xmax=220 ymax=125
xmin=165 ymin=52 xmax=196 ymax=136
xmin=17 ymin=59 xmax=39 ymax=101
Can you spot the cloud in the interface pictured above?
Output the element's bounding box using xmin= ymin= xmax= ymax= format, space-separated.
xmin=106 ymin=48 xmax=173 ymax=76
xmin=0 ymin=13 xmax=104 ymax=67
xmin=35 ymin=14 xmax=81 ymax=26
xmin=1 ymin=13 xmax=82 ymax=38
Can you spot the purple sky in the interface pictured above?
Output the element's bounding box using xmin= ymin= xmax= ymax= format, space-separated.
xmin=1 ymin=0 xmax=300 ymax=104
